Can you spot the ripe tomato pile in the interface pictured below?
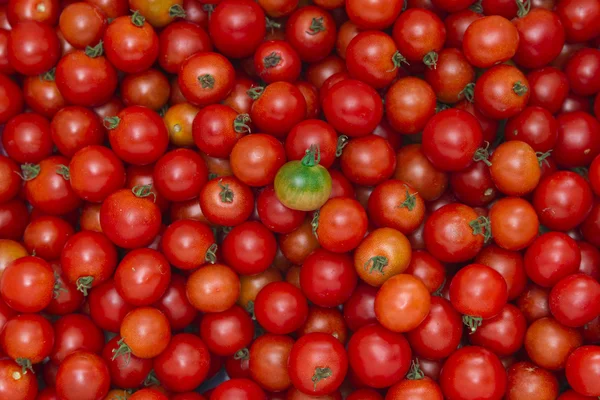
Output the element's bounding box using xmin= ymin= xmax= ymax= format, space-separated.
xmin=1 ymin=0 xmax=600 ymax=399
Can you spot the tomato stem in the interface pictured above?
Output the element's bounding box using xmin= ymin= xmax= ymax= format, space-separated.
xmin=85 ymin=41 xmax=104 ymax=58
xmin=169 ymin=4 xmax=186 ymax=18
xmin=205 ymin=243 xmax=218 ymax=264
xmin=536 ymin=150 xmax=552 ymax=167
xmin=436 ymin=102 xmax=450 ymax=113
xmin=144 ymin=369 xmax=160 ymax=387
xmin=233 ymin=114 xmax=252 ymax=133
xmin=389 ymin=51 xmax=409 ymax=72
xmin=364 ymin=256 xmax=388 ymax=274
xmin=17 ymin=163 xmax=40 ymax=181
xmin=335 ymin=135 xmax=348 ymax=157
xmin=265 ymin=17 xmax=281 ymax=32
xmin=158 ymin=104 xmax=169 ymax=117
xmin=469 ymin=216 xmax=492 ymax=242
xmin=423 ymin=51 xmax=438 ymax=70
xmin=40 ymin=67 xmax=56 ymax=82
xmin=53 ymin=272 xmax=67 ymax=299
xmin=132 ymin=184 xmax=157 ymax=203
xmin=311 ymin=210 xmax=320 ymax=238
xmin=473 ymin=141 xmax=492 ymax=166
xmin=398 ymin=185 xmax=417 ymax=211
xmin=406 ymin=359 xmax=424 ymax=380
xmin=247 ymin=86 xmax=265 ymax=100
xmin=198 ymin=74 xmax=215 ymax=89
xmin=103 ymin=116 xmax=121 ymax=130
xmin=301 ymin=145 xmax=321 ymax=167
xmin=462 ymin=315 xmax=483 ymax=333
xmin=76 ymin=276 xmax=94 ymax=296
xmin=218 ymin=180 xmax=234 ymax=203
xmin=469 ymin=0 xmax=483 ymax=13
xmin=130 ymin=10 xmax=146 ymax=27
xmin=432 ymin=279 xmax=446 ymax=297
xmin=311 ymin=367 xmax=332 ymax=391
xmin=246 ymin=300 xmax=256 ymax=320
xmin=15 ymin=358 xmax=33 ymax=375
xmin=56 ymin=165 xmax=70 ymax=180
xmin=460 ymin=82 xmax=475 ymax=103
xmin=516 ymin=0 xmax=531 ymax=18
xmin=513 ymin=81 xmax=528 ymax=96
xmin=234 ymin=348 xmax=250 ymax=361
xmin=571 ymin=167 xmax=589 ymax=178
xmin=306 ymin=17 xmax=326 ymax=35
xmin=263 ymin=52 xmax=281 ymax=68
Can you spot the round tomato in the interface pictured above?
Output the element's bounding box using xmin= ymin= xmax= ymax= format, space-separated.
xmin=56 ymin=351 xmax=110 ymax=400
xmin=346 ymin=0 xmax=403 ymax=29
xmin=489 ymin=141 xmax=541 ymax=196
xmin=192 ymin=104 xmax=248 ymax=159
xmin=58 ymin=2 xmax=106 ymax=49
xmin=2 ymin=113 xmax=53 ymax=164
xmin=230 ymin=134 xmax=286 ymax=187
xmin=375 ymin=274 xmax=431 ymax=333
xmin=102 ymin=335 xmax=152 ymax=389
xmin=186 ymin=264 xmax=239 ymax=313
xmin=117 ymin=307 xmax=171 ymax=359
xmin=475 ymin=245 xmax=527 ymax=300
xmin=222 ymin=221 xmax=277 ymax=275
xmin=249 ymin=334 xmax=293 ymax=392
xmin=179 ymin=52 xmax=235 ymax=107
xmin=470 ymin=304 xmax=527 ymax=356
xmin=392 ymin=8 xmax=446 ymax=67
xmin=340 ymin=135 xmax=396 ymax=186
xmin=0 ymin=256 xmax=54 ymax=313
xmin=506 ymin=361 xmax=559 ymax=400
xmin=463 ymin=16 xmax=518 ymax=68
xmin=0 ymin=313 xmax=54 ymax=371
xmin=50 ymin=106 xmax=105 ymax=158
xmin=285 ymin=6 xmax=336 ymax=62
xmin=554 ymin=111 xmax=600 ymax=168
xmin=513 ymin=8 xmax=565 ymax=69
xmin=300 ymin=249 xmax=357 ymax=307
xmin=114 ymin=248 xmax=171 ymax=306
xmin=315 ymin=197 xmax=368 ymax=252
xmin=161 ymin=220 xmax=215 ymax=270
xmin=255 ymin=282 xmax=308 ymax=334
xmin=549 ymin=274 xmax=600 ymax=328
xmin=257 ymin=186 xmax=306 ymax=234
xmin=566 ymin=346 xmax=600 ymax=397
xmin=69 ymin=146 xmax=126 ymax=203
xmin=385 ymin=77 xmax=436 ymax=134
xmin=153 ymin=149 xmax=208 ymax=202
xmin=249 ymin=82 xmax=306 ymax=138
xmin=200 ymin=305 xmax=254 ymax=356
xmin=474 ymin=64 xmax=530 ymax=120
xmin=525 ymin=317 xmax=582 ymax=370
xmin=158 ymin=21 xmax=212 ymax=74
xmin=8 ymin=21 xmax=59 ymax=76
xmin=0 ymin=359 xmax=38 ymax=399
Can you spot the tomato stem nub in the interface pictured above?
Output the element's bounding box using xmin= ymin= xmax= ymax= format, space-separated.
xmin=265 ymin=17 xmax=281 ymax=32
xmin=536 ymin=150 xmax=552 ymax=167
xmin=246 ymin=300 xmax=256 ymax=320
xmin=169 ymin=4 xmax=186 ymax=18
xmin=516 ymin=0 xmax=531 ymax=18
xmin=144 ymin=369 xmax=160 ymax=387
xmin=111 ymin=338 xmax=132 ymax=364
xmin=301 ymin=144 xmax=321 ymax=167
xmin=202 ymin=4 xmax=215 ymax=14
xmin=218 ymin=180 xmax=234 ymax=203
xmin=263 ymin=52 xmax=281 ymax=68
xmin=462 ymin=315 xmax=483 ymax=333
xmin=513 ymin=81 xmax=528 ymax=96
xmin=436 ymin=102 xmax=450 ymax=113
xmin=132 ymin=184 xmax=157 ymax=202
xmin=311 ymin=367 xmax=332 ymax=391
xmin=433 ymin=279 xmax=446 ymax=297
xmin=306 ymin=17 xmax=325 ymax=35
xmin=56 ymin=165 xmax=70 ymax=180
xmin=198 ymin=74 xmax=215 ymax=89
xmin=423 ymin=51 xmax=438 ymax=70
xmin=85 ymin=41 xmax=104 ymax=58
xmin=364 ymin=256 xmax=388 ymax=274
xmin=469 ymin=0 xmax=483 ymax=13
xmin=205 ymin=243 xmax=218 ymax=264
xmin=398 ymin=185 xmax=416 ymax=211
xmin=473 ymin=141 xmax=492 ymax=166
xmin=53 ymin=271 xmax=67 ymax=299
xmin=390 ymin=51 xmax=409 ymax=72
xmin=311 ymin=210 xmax=320 ymax=239
xmin=17 ymin=163 xmax=40 ymax=181
xmin=103 ymin=116 xmax=121 ymax=130
xmin=469 ymin=216 xmax=492 ymax=242
xmin=406 ymin=359 xmax=424 ymax=380
xmin=233 ymin=114 xmax=252 ymax=133
xmin=460 ymin=82 xmax=475 ymax=103
xmin=234 ymin=348 xmax=250 ymax=361
xmin=15 ymin=358 xmax=33 ymax=375
xmin=40 ymin=67 xmax=56 ymax=82
xmin=247 ymin=86 xmax=265 ymax=100
xmin=76 ymin=276 xmax=94 ymax=296
xmin=130 ymin=10 xmax=146 ymax=27
xmin=335 ymin=135 xmax=348 ymax=157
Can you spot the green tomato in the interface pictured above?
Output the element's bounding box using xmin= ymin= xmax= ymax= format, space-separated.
xmin=274 ymin=146 xmax=332 ymax=212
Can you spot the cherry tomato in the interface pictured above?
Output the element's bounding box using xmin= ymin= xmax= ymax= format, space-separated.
xmin=2 ymin=112 xmax=53 ymax=164
xmin=513 ymin=8 xmax=565 ymax=69
xmin=230 ymin=134 xmax=286 ymax=187
xmin=248 ymin=334 xmax=293 ymax=392
xmin=525 ymin=317 xmax=582 ymax=370
xmin=566 ymin=345 xmax=600 ymax=397
xmin=222 ymin=221 xmax=277 ymax=275
xmin=23 ymin=216 xmax=73 ymax=261
xmin=385 ymin=77 xmax=436 ymax=135
xmin=474 ymin=64 xmax=530 ymax=120
xmin=0 ymin=256 xmax=54 ymax=313
xmin=556 ymin=0 xmax=600 ymax=43
xmin=249 ymin=82 xmax=307 ymax=138
xmin=470 ymin=304 xmax=527 ymax=356
xmin=0 ymin=359 xmax=38 ymax=399
xmin=155 ymin=274 xmax=198 ymax=331
xmin=375 ymin=274 xmax=431 ymax=332
xmin=56 ymin=351 xmax=110 ymax=400
xmin=1 ymin=313 xmax=54 ymax=371
xmin=200 ymin=305 xmax=254 ymax=356
xmin=179 ymin=52 xmax=235 ymax=107
xmin=506 ymin=361 xmax=559 ymax=400
xmin=554 ymin=111 xmax=600 ymax=168
xmin=0 ymin=74 xmax=24 ymax=124
xmin=549 ymin=274 xmax=600 ymax=328
xmin=50 ymin=106 xmax=105 ymax=158
xmin=315 ymin=197 xmax=368 ymax=253
xmin=346 ymin=0 xmax=403 ymax=29
xmin=343 ymin=283 xmax=378 ymax=332
xmin=392 ymin=8 xmax=445 ymax=67
xmin=119 ymin=307 xmax=171 ymax=359
xmin=193 ymin=104 xmax=248 ymax=158
xmin=527 ymin=67 xmax=569 ymax=114
xmin=285 ymin=6 xmax=336 ymax=62
xmin=114 ymin=248 xmax=171 ymax=306
xmin=489 ymin=141 xmax=541 ymax=196
xmin=257 ymin=186 xmax=306 ymax=234
xmin=186 ymin=264 xmax=239 ymax=313
xmin=340 ymin=135 xmax=396 ymax=186
xmin=102 ymin=335 xmax=152 ymax=389
xmin=345 ymin=31 xmax=401 ymax=89
xmin=209 ymin=378 xmax=266 ymax=400
xmin=161 ymin=219 xmax=215 ymax=270
xmin=255 ymin=281 xmax=308 ymax=334
xmin=300 ymin=249 xmax=357 ymax=307
xmin=8 ymin=21 xmax=60 ymax=76
xmin=50 ymin=313 xmax=104 ymax=365
xmin=158 ymin=21 xmax=212 ymax=74
xmin=69 ymin=146 xmax=126 ymax=203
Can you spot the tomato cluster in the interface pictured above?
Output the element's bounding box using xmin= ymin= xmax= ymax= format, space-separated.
xmin=0 ymin=0 xmax=600 ymax=399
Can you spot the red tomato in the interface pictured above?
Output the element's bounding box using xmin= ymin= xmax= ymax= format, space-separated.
xmin=513 ymin=9 xmax=565 ymax=69
xmin=254 ymin=40 xmax=301 ymax=84
xmin=566 ymin=346 xmax=600 ymax=397
xmin=300 ymin=249 xmax=357 ymax=307
xmin=193 ymin=104 xmax=248 ymax=158
xmin=0 ymin=74 xmax=24 ymax=124
xmin=553 ymin=111 xmax=600 ymax=168
xmin=316 ymin=198 xmax=368 ymax=253
xmin=179 ymin=52 xmax=235 ymax=107
xmin=506 ymin=361 xmax=559 ymax=400
xmin=158 ymin=21 xmax=212 ymax=74
xmin=222 ymin=221 xmax=277 ymax=275
xmin=69 ymin=146 xmax=126 ymax=203
xmin=230 ymin=134 xmax=286 ymax=187
xmin=58 ymin=2 xmax=106 ymax=50
xmin=470 ymin=304 xmax=527 ymax=357
xmin=209 ymin=378 xmax=266 ymax=400
xmin=153 ymin=149 xmax=208 ymax=202
xmin=160 ymin=220 xmax=216 ymax=270
xmin=56 ymin=351 xmax=110 ymax=400
xmin=50 ymin=314 xmax=105 ymax=365
xmin=114 ymin=249 xmax=171 ymax=307
xmin=200 ymin=305 xmax=254 ymax=356
xmin=0 ymin=256 xmax=54 ymax=313
xmin=119 ymin=307 xmax=171 ymax=359
xmin=340 ymin=135 xmax=396 ymax=186
xmin=186 ymin=264 xmax=240 ymax=313
xmin=527 ymin=67 xmax=569 ymax=114
xmin=0 ymin=359 xmax=38 ymax=399
xmin=2 ymin=112 xmax=53 ymax=164
xmin=249 ymin=82 xmax=307 ymax=138
xmin=255 ymin=282 xmax=308 ymax=334
xmin=102 ymin=335 xmax=152 ymax=389
xmin=525 ymin=317 xmax=582 ymax=370
xmin=549 ymin=274 xmax=600 ymax=328
xmin=8 ymin=21 xmax=60 ymax=76
xmin=392 ymin=8 xmax=445 ymax=67
xmin=155 ymin=274 xmax=198 ymax=331
xmin=556 ymin=0 xmax=600 ymax=43
xmin=257 ymin=186 xmax=306 ymax=234
xmin=0 ymin=313 xmax=54 ymax=370
xmin=525 ymin=232 xmax=581 ymax=288
xmin=50 ymin=106 xmax=105 ymax=158
xmin=343 ymin=283 xmax=378 ymax=332
xmin=474 ymin=64 xmax=530 ymax=120
xmin=285 ymin=6 xmax=336 ymax=62
xmin=346 ymin=0 xmax=403 ymax=29
xmin=385 ymin=77 xmax=436 ymax=134
xmin=375 ymin=274 xmax=431 ymax=333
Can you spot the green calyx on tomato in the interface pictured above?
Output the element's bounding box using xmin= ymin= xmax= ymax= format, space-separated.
xmin=53 ymin=272 xmax=67 ymax=299
xmin=17 ymin=163 xmax=41 ymax=181
xmin=234 ymin=348 xmax=250 ymax=361
xmin=263 ymin=52 xmax=282 ymax=68
xmin=364 ymin=255 xmax=388 ymax=274
xmin=462 ymin=315 xmax=483 ymax=333
xmin=130 ymin=10 xmax=146 ymax=27
xmin=516 ymin=0 xmax=531 ymax=18
xmin=144 ymin=370 xmax=160 ymax=387
xmin=312 ymin=367 xmax=333 ymax=391
xmin=56 ymin=165 xmax=70 ymax=181
xmin=311 ymin=210 xmax=320 ymax=238
xmin=390 ymin=52 xmax=409 ymax=72
xmin=398 ymin=185 xmax=417 ymax=211
xmin=198 ymin=74 xmax=215 ymax=89
xmin=205 ymin=243 xmax=218 ymax=264
xmin=112 ymin=338 xmax=132 ymax=365
xmin=219 ymin=180 xmax=234 ymax=203
xmin=103 ymin=116 xmax=121 ymax=130
xmin=76 ymin=276 xmax=94 ymax=296
xmin=470 ymin=216 xmax=492 ymax=242
xmin=473 ymin=141 xmax=492 ymax=166
xmin=132 ymin=184 xmax=157 ymax=203
xmin=234 ymin=114 xmax=252 ymax=133
xmin=513 ymin=81 xmax=528 ymax=96
xmin=169 ymin=4 xmax=186 ymax=18
xmin=15 ymin=358 xmax=33 ymax=375
xmin=306 ymin=17 xmax=326 ymax=36
xmin=423 ymin=51 xmax=439 ymax=70
xmin=40 ymin=67 xmax=56 ymax=82
xmin=85 ymin=41 xmax=104 ymax=58
xmin=336 ymin=135 xmax=349 ymax=157
xmin=406 ymin=360 xmax=425 ymax=380
xmin=537 ymin=150 xmax=552 ymax=167
xmin=247 ymin=86 xmax=265 ymax=100
xmin=274 ymin=145 xmax=332 ymax=212
xmin=460 ymin=82 xmax=475 ymax=103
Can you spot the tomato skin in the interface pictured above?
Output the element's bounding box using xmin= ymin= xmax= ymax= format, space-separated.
xmin=154 ymin=333 xmax=211 ymax=393
xmin=368 ymin=180 xmax=425 ymax=234
xmin=56 ymin=351 xmax=110 ymax=400
xmin=316 ymin=198 xmax=368 ymax=253
xmin=424 ymin=48 xmax=474 ymax=104
xmin=222 ymin=221 xmax=277 ymax=275
xmin=0 ymin=156 xmax=20 ymax=205
xmin=490 ymin=141 xmax=541 ymax=196
xmin=153 ymin=149 xmax=208 ymax=202
xmin=566 ymin=346 xmax=600 ymax=397
xmin=285 ymin=6 xmax=336 ymax=63
xmin=55 ymin=49 xmax=118 ymax=107
xmin=1 ymin=313 xmax=54 ymax=366
xmin=0 ymin=256 xmax=54 ymax=313
xmin=346 ymin=0 xmax=403 ymax=30
xmin=255 ymin=282 xmax=308 ymax=335
xmin=100 ymin=188 xmax=162 ymax=249
xmin=505 ymin=106 xmax=557 ymax=153
xmin=129 ymin=388 xmax=170 ymax=400
xmin=155 ymin=274 xmax=197 ymax=331
xmin=114 ymin=249 xmax=171 ymax=307
xmin=513 ymin=9 xmax=565 ymax=69
xmin=0 ymin=75 xmax=24 ymax=124
xmin=444 ymin=9 xmax=482 ymax=49
xmin=200 ymin=176 xmax=254 ymax=226
xmin=394 ymin=144 xmax=447 ymax=202
xmin=340 ymin=135 xmax=396 ymax=186
xmin=386 ymin=377 xmax=443 ymax=399
xmin=23 ymin=217 xmax=73 ymax=261
xmin=186 ymin=264 xmax=239 ymax=313
xmin=470 ymin=304 xmax=527 ymax=357
xmin=375 ymin=274 xmax=431 ymax=333
xmin=385 ymin=77 xmax=436 ymax=135
xmin=179 ymin=52 xmax=235 ymax=107
xmin=59 ymin=2 xmax=106 ymax=50
xmin=2 ymin=113 xmax=53 ymax=164
xmin=422 ymin=109 xmax=483 ymax=172
xmin=248 ymin=334 xmax=293 ymax=392
xmin=254 ymin=40 xmax=301 ymax=84
xmin=526 ymin=67 xmax=569 ymax=114
xmin=533 ymin=171 xmax=593 ymax=232
xmin=463 ymin=16 xmax=518 ymax=68
xmin=160 ymin=220 xmax=215 ymax=270
xmin=0 ymin=359 xmax=38 ymax=400
xmin=250 ymin=82 xmax=307 ymax=138
xmin=300 ymin=249 xmax=357 ymax=307
xmin=554 ymin=111 xmax=600 ymax=168
xmin=257 ymin=186 xmax=305 ymax=234
xmin=348 ymin=324 xmax=412 ymax=389
xmin=0 ymin=200 xmax=29 ymax=241
xmin=288 ymin=333 xmax=348 ymax=396
xmin=506 ymin=361 xmax=559 ymax=400
xmin=323 ymin=79 xmax=383 ymax=137
xmin=51 ymin=106 xmax=105 ymax=158
xmin=343 ymin=284 xmax=377 ymax=332
xmin=474 ymin=65 xmax=530 ymax=120
xmin=345 ymin=31 xmax=398 ymax=89
xmin=549 ymin=274 xmax=600 ymax=328
xmin=158 ymin=21 xmax=212 ymax=74
xmin=102 ymin=335 xmax=152 ymax=389
xmin=392 ymin=8 xmax=445 ymax=65
xmin=525 ymin=317 xmax=582 ymax=370
xmin=209 ymin=379 xmax=266 ymax=400
xmin=8 ymin=21 xmax=60 ymax=76
xmin=209 ymin=0 xmax=265 ymax=58
xmin=22 ymin=73 xmax=66 ymax=118
xmin=230 ymin=134 xmax=286 ymax=187
xmin=7 ymin=0 xmax=59 ymax=25
xmin=120 ymin=307 xmax=171 ymax=359
xmin=556 ymin=0 xmax=600 ymax=43
xmin=200 ymin=305 xmax=254 ymax=356
xmin=525 ymin=232 xmax=581 ymax=288
xmin=69 ymin=146 xmax=126 ymax=203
